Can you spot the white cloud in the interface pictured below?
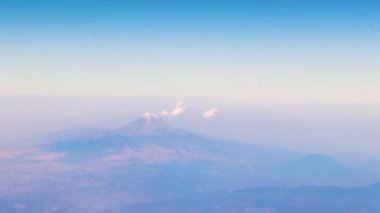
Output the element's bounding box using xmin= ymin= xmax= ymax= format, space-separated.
xmin=161 ymin=102 xmax=186 ymax=116
xmin=202 ymin=107 xmax=219 ymax=118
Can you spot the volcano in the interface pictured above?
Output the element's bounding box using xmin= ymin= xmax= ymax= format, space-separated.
xmin=41 ymin=113 xmax=300 ymax=166
xmin=43 ymin=113 xmax=213 ymax=163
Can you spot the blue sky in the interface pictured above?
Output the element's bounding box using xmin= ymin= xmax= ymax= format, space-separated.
xmin=0 ymin=0 xmax=379 ymax=102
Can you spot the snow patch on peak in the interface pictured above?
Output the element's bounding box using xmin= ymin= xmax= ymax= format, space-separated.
xmin=141 ymin=112 xmax=161 ymax=123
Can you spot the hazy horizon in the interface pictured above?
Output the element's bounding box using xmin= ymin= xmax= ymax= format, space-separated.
xmin=2 ymin=95 xmax=380 ymax=161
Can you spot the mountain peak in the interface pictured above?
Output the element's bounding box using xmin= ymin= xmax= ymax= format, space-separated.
xmin=115 ymin=112 xmax=172 ymax=136
xmin=141 ymin=112 xmax=162 ymax=124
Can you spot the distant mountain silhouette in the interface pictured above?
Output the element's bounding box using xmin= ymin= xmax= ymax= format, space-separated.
xmin=43 ymin=113 xmax=301 ymax=167
xmin=280 ymin=154 xmax=347 ymax=173
xmin=33 ymin=114 xmax=377 ymax=191
xmin=268 ymin=154 xmax=375 ymax=186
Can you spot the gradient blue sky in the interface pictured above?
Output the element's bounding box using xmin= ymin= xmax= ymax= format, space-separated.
xmin=0 ymin=0 xmax=379 ymax=101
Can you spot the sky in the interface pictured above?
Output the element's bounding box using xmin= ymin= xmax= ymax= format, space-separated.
xmin=1 ymin=0 xmax=380 ymax=157
xmin=0 ymin=0 xmax=379 ymax=102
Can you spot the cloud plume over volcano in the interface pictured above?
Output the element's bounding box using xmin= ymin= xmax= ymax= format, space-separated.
xmin=161 ymin=102 xmax=186 ymax=117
